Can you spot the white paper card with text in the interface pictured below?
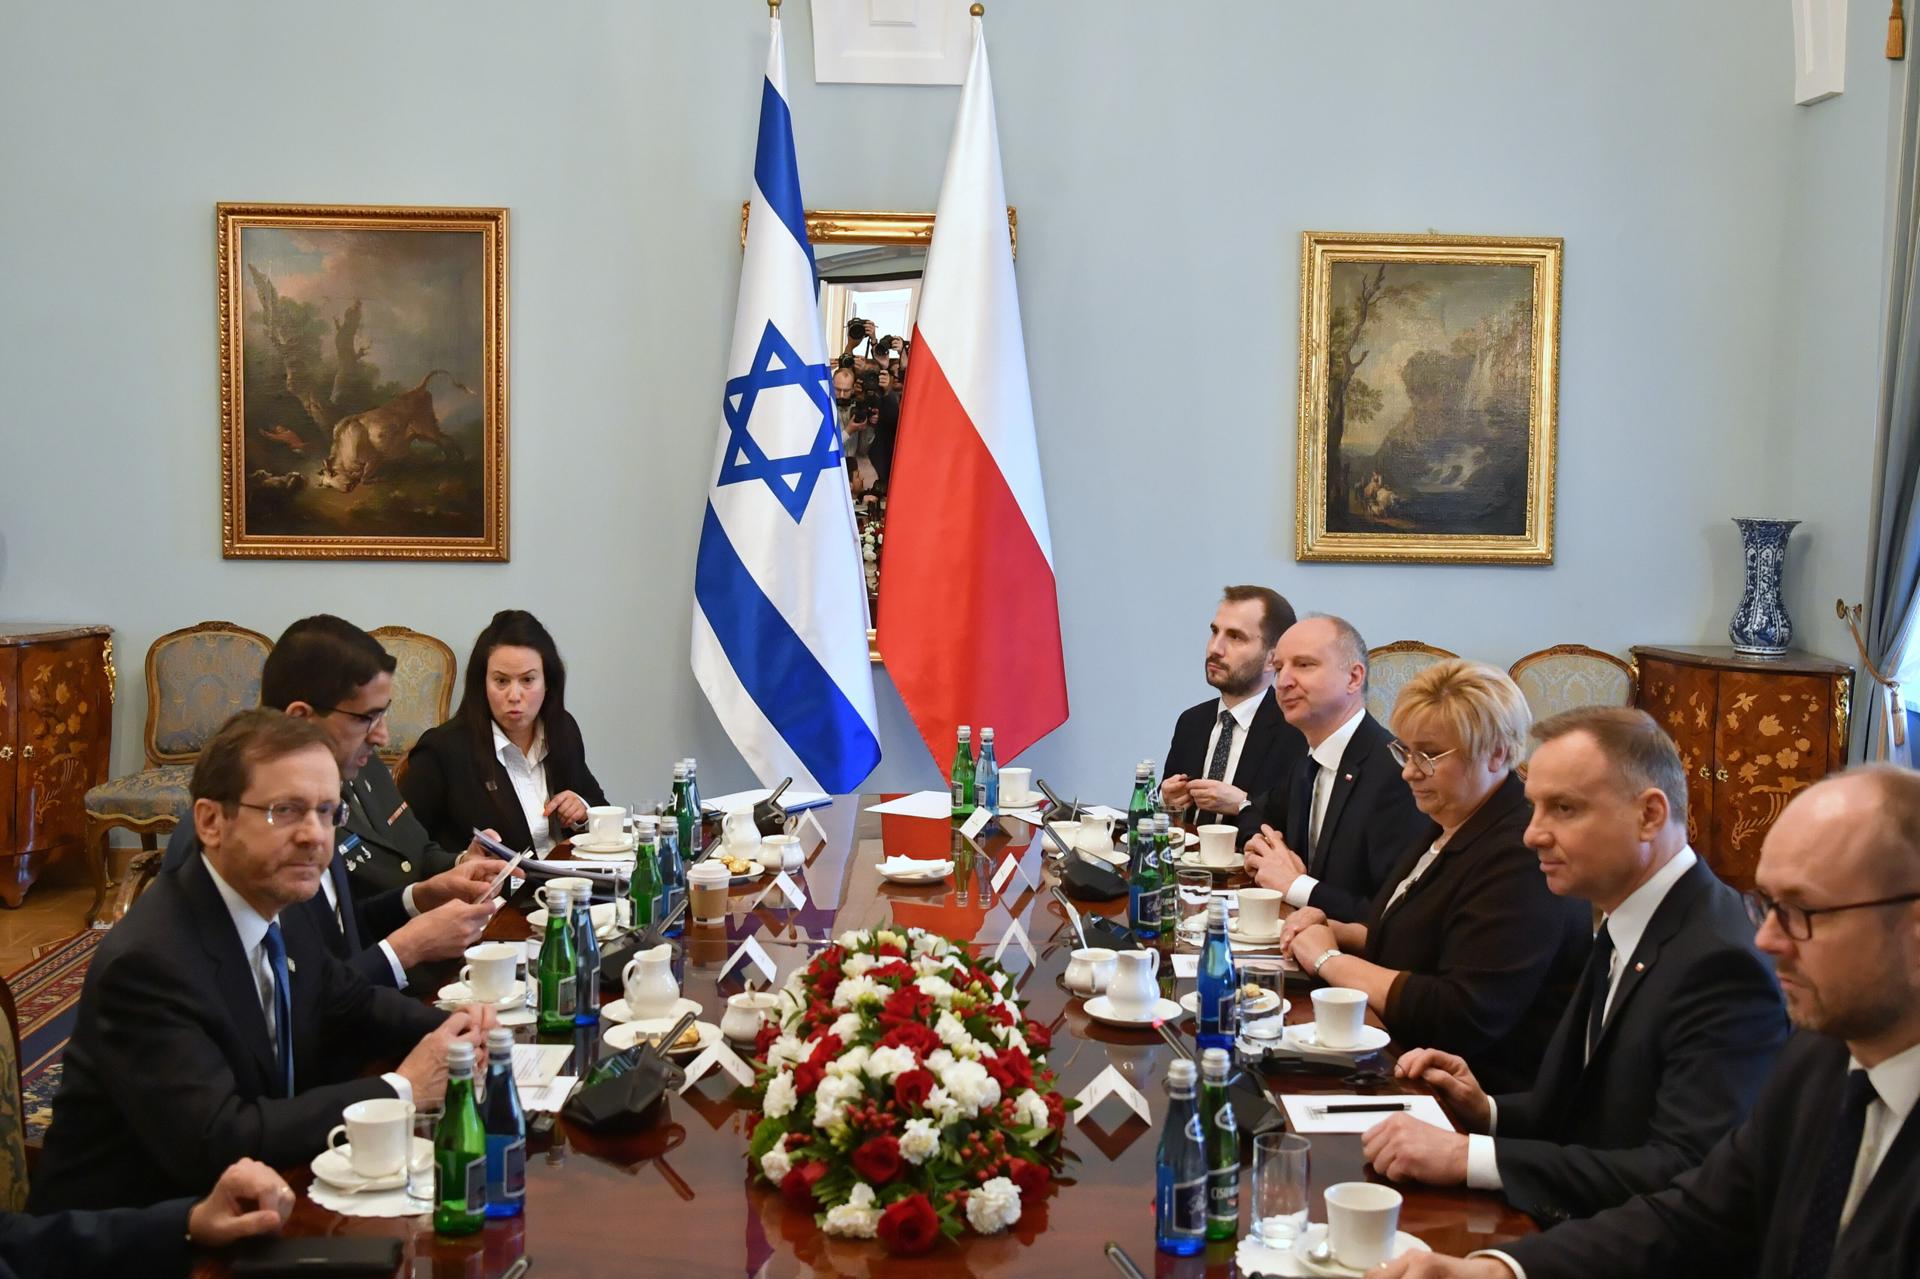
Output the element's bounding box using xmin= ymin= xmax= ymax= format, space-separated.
xmin=1073 ymin=1064 xmax=1152 ymax=1125
xmin=679 ymin=1038 xmax=758 ymax=1093
xmin=959 ymin=807 xmax=993 ymax=841
xmin=720 ymin=935 xmax=779 ymax=985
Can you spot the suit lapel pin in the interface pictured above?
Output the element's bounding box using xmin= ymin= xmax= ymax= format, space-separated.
xmin=1633 ymin=962 xmax=1646 ymax=973
xmin=287 ymin=958 xmax=297 ymax=973
xmin=1343 ymin=773 xmax=1354 ymax=783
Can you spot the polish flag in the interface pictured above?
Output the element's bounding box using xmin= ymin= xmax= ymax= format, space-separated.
xmin=876 ymin=11 xmax=1067 ymax=771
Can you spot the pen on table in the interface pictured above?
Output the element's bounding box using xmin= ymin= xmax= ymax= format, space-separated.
xmin=1105 ymin=1241 xmax=1148 ymax=1279
xmin=501 ymin=1259 xmax=531 ymax=1279
xmin=1313 ymin=1101 xmax=1415 ymax=1113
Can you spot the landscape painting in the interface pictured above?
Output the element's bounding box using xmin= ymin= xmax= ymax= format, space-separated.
xmin=1296 ymin=232 xmax=1560 ymax=564
xmin=219 ymin=204 xmax=508 ymax=560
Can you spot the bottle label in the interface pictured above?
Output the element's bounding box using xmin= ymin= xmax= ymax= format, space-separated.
xmin=549 ymin=979 xmax=577 ymax=1017
xmin=464 ymin=1155 xmax=487 ymax=1213
xmin=1215 ymin=1101 xmax=1237 ymax=1135
xmin=951 ymin=777 xmax=965 ymax=805
xmin=1207 ymin=1164 xmax=1240 ymax=1221
xmin=1184 ymin=1113 xmax=1204 ymax=1143
xmin=502 ymin=1138 xmax=526 ymax=1200
xmin=1172 ymin=1172 xmax=1207 ymax=1235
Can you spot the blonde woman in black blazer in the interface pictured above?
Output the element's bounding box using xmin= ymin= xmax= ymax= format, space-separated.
xmin=402 ymin=610 xmax=608 ymax=856
xmin=1280 ymin=660 xmax=1590 ymax=1093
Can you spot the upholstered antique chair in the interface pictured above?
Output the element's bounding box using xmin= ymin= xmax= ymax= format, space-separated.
xmin=1365 ymin=640 xmax=1460 ymax=725
xmin=1509 ymin=644 xmax=1638 ymax=725
xmin=82 ymin=621 xmax=271 ymax=924
xmin=371 ymin=625 xmax=457 ymax=767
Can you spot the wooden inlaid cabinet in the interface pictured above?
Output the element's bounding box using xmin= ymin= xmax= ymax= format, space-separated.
xmin=0 ymin=625 xmax=113 ymax=907
xmin=1632 ymin=645 xmax=1852 ymax=892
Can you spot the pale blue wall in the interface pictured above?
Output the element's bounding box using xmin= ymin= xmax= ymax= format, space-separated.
xmin=0 ymin=1 xmax=1898 ymax=802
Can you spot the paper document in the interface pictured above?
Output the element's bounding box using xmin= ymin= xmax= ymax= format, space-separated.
xmin=1280 ymin=1092 xmax=1454 ymax=1134
xmin=864 ymin=791 xmax=955 ymax=818
xmin=706 ymin=788 xmax=832 ymax=814
xmin=512 ymin=1044 xmax=572 ymax=1089
xmin=519 ymin=1076 xmax=578 ymax=1113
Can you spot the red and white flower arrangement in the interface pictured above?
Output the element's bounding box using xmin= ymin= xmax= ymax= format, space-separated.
xmin=746 ymin=926 xmax=1070 ymax=1255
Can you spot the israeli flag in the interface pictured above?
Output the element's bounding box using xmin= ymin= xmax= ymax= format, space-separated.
xmin=691 ymin=16 xmax=881 ymax=795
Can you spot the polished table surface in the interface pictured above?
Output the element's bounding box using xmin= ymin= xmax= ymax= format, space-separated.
xmin=198 ymin=796 xmax=1536 ymax=1277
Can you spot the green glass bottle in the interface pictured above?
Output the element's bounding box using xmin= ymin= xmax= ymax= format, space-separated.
xmin=682 ymin=758 xmax=706 ymax=857
xmin=1155 ymin=813 xmax=1178 ymax=933
xmin=536 ymin=884 xmax=579 ymax=1034
xmin=628 ymin=818 xmax=660 ymax=931
xmin=949 ymin=726 xmax=975 ymax=817
xmin=1199 ymin=1047 xmax=1240 ymax=1241
xmin=433 ymin=1040 xmax=488 ymax=1237
xmin=1129 ymin=761 xmax=1155 ymax=838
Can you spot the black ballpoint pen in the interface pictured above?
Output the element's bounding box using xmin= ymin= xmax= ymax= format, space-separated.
xmin=1314 ymin=1100 xmax=1414 ymax=1113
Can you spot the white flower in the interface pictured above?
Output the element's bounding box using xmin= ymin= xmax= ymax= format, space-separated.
xmin=927 ymin=1048 xmax=956 ymax=1075
xmin=966 ymin=1176 xmax=1022 ymax=1234
xmin=842 ymin=952 xmax=877 ymax=978
xmin=1013 ymin=1088 xmax=1049 ymax=1130
xmin=899 ymin=1117 xmax=941 ymax=1164
xmin=822 ymin=1201 xmax=880 ymax=1238
xmin=834 ymin=974 xmax=883 ymax=1010
xmin=937 ymin=1058 xmax=1001 ymax=1116
xmin=766 ymin=1035 xmax=806 ymax=1071
xmin=911 ymin=931 xmax=950 ymax=958
xmin=992 ymin=1023 xmax=1028 ymax=1056
xmin=865 ymin=1045 xmax=919 ymax=1081
xmin=762 ymin=1071 xmax=797 ymax=1119
xmin=925 ymin=1084 xmax=963 ymax=1127
xmin=837 ymin=929 xmax=864 ymax=949
xmin=760 ymin=1144 xmax=793 ymax=1182
xmin=813 ymin=1074 xmax=862 ymax=1130
xmin=830 ymin=1012 xmax=863 ymax=1041
xmin=828 ymin=1046 xmax=871 ymax=1079
xmin=874 ymin=929 xmax=906 ymax=951
xmin=935 ymin=1011 xmax=981 ymax=1057
xmin=914 ymin=974 xmax=958 ymax=1006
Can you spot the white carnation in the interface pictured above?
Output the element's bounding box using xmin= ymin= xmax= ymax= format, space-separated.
xmin=899 ymin=1116 xmax=941 ymax=1164
xmin=762 ymin=1071 xmax=797 ymax=1119
xmin=837 ymin=930 xmax=864 ymax=949
xmin=842 ymin=952 xmax=876 ymax=978
xmin=829 ymin=1012 xmax=863 ymax=1041
xmin=874 ymin=929 xmax=906 ymax=951
xmin=938 ymin=1058 xmax=1001 ymax=1116
xmin=822 ymin=1201 xmax=880 ymax=1238
xmin=935 ymin=1010 xmax=981 ymax=1057
xmin=925 ymin=1084 xmax=964 ymax=1126
xmin=813 ymin=1074 xmax=862 ymax=1130
xmin=833 ymin=974 xmax=882 ymax=1010
xmin=911 ymin=930 xmax=950 ymax=958
xmin=766 ymin=1034 xmax=806 ymax=1070
xmin=965 ymin=1176 xmax=1022 ymax=1234
xmin=865 ymin=1045 xmax=919 ymax=1081
xmin=828 ymin=1046 xmax=871 ymax=1079
xmin=926 ymin=1048 xmax=956 ymax=1075
xmin=914 ymin=974 xmax=958 ymax=1006
xmin=1013 ymin=1088 xmax=1049 ymax=1130
xmin=760 ymin=1144 xmax=793 ymax=1182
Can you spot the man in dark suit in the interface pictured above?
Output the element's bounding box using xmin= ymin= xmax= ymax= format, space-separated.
xmin=4 ymin=1158 xmax=292 ymax=1278
xmin=1241 ymin=615 xmax=1426 ymax=922
xmin=1360 ymin=707 xmax=1788 ymax=1222
xmin=1159 ymin=585 xmax=1308 ymax=826
xmin=163 ymin=615 xmax=498 ymax=989
xmin=35 ymin=710 xmax=486 ymax=1212
xmin=1371 ymin=764 xmax=1920 ymax=1279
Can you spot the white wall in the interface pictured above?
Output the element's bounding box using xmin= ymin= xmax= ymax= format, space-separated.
xmin=0 ymin=1 xmax=1900 ymax=803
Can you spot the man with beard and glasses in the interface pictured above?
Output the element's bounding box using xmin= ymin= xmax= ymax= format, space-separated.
xmin=1160 ymin=586 xmax=1308 ymax=825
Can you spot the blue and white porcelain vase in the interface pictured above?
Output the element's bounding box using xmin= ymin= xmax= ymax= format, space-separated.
xmin=1728 ymin=517 xmax=1800 ymax=655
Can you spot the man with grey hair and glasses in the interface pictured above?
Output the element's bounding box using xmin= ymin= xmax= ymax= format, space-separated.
xmin=1370 ymin=763 xmax=1920 ymax=1279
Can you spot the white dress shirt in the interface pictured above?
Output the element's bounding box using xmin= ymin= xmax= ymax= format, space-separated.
xmin=1284 ymin=704 xmax=1367 ymax=909
xmin=493 ymin=721 xmax=553 ymax=854
xmin=1199 ymin=687 xmax=1266 ymax=796
xmin=201 ymin=854 xmax=412 ymax=1104
xmin=1465 ymin=847 xmax=1697 ymax=1190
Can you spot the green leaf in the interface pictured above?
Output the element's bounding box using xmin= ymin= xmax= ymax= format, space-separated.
xmin=748 ymin=1115 xmax=789 ymax=1163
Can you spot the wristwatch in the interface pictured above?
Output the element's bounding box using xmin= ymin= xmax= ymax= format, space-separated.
xmin=1309 ymin=947 xmax=1342 ymax=977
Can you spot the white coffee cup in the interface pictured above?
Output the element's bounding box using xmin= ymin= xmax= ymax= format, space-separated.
xmin=535 ymin=876 xmax=594 ymax=913
xmin=1324 ymin=1181 xmax=1402 ymax=1268
xmin=1063 ymin=946 xmax=1118 ymax=996
xmin=1237 ymin=887 xmax=1284 ymax=937
xmin=1310 ymin=986 xmax=1369 ymax=1050
xmin=586 ymin=805 xmax=627 ymax=841
xmin=998 ymin=767 xmax=1034 ymax=805
xmin=758 ymin=833 xmax=801 ymax=871
xmin=1197 ymin=823 xmax=1238 ymax=868
xmin=687 ymin=860 xmax=732 ymax=925
xmin=327 ymin=1097 xmax=412 ymax=1178
xmin=458 ymin=941 xmax=520 ymax=1003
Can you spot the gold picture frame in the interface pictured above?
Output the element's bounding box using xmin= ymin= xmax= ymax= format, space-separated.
xmin=1297 ymin=231 xmax=1561 ymax=564
xmin=218 ymin=203 xmax=509 ymax=560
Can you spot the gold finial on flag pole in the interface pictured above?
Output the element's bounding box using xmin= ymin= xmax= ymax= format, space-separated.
xmin=971 ymin=4 xmax=984 ymax=15
xmin=770 ymin=0 xmax=781 ymax=17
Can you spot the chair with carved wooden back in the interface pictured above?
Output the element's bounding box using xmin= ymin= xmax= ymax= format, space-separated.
xmin=1 ymin=972 xmax=26 ymax=1206
xmin=82 ymin=621 xmax=272 ymax=925
xmin=1508 ymin=644 xmax=1639 ymax=726
xmin=371 ymin=626 xmax=457 ymax=770
xmin=1365 ymin=641 xmax=1460 ymax=725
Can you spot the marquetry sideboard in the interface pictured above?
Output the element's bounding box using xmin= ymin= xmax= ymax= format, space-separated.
xmin=1632 ymin=645 xmax=1853 ymax=892
xmin=0 ymin=625 xmax=113 ymax=907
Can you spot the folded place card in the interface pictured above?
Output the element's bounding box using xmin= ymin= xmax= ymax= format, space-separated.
xmin=679 ymin=1038 xmax=757 ymax=1094
xmin=764 ymin=871 xmax=806 ymax=908
xmin=1073 ymin=1064 xmax=1152 ymax=1126
xmin=990 ymin=915 xmax=1036 ymax=967
xmin=990 ymin=850 xmax=1032 ymax=895
xmin=797 ymin=808 xmax=831 ymax=847
xmin=959 ymin=807 xmax=993 ymax=841
xmin=720 ymin=935 xmax=779 ymax=985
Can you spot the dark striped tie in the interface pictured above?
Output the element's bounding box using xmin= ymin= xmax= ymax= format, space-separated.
xmin=1204 ymin=708 xmax=1236 ymax=782
xmin=1788 ymin=1069 xmax=1877 ymax=1279
xmin=262 ymin=921 xmax=295 ymax=1098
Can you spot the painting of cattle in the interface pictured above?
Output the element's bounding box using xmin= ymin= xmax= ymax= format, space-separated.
xmin=219 ymin=204 xmax=508 ymax=559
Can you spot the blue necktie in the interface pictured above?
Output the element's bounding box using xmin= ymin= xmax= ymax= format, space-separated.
xmin=261 ymin=921 xmax=295 ymax=1098
xmin=1789 ymin=1069 xmax=1878 ymax=1278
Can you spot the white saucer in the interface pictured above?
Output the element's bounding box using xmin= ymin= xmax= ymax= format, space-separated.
xmin=527 ymin=906 xmax=623 ymax=939
xmin=436 ymin=979 xmax=526 ymax=1010
xmin=1179 ymin=989 xmax=1286 ymax=1019
xmin=876 ymin=859 xmax=953 ymax=883
xmin=310 ymin=1137 xmax=431 ymax=1193
xmin=606 ymin=1018 xmax=720 ymax=1057
xmin=1229 ymin=925 xmax=1287 ymax=948
xmin=1291 ymin=1224 xmax=1429 ymax=1276
xmin=1282 ymin=1022 xmax=1391 ymax=1055
xmin=604 ymin=995 xmax=701 ymax=1025
xmin=1082 ymin=994 xmax=1184 ymax=1027
xmin=1177 ymin=850 xmax=1244 ymax=871
xmin=999 ymin=793 xmax=1041 ymax=810
xmin=495 ymin=1005 xmax=536 ymax=1027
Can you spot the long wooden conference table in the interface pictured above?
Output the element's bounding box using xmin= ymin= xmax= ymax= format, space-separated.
xmin=198 ymin=796 xmax=1537 ymax=1277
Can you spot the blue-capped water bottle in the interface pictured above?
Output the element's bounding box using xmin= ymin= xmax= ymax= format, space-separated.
xmin=1155 ymin=1057 xmax=1206 ymax=1256
xmin=480 ymin=1026 xmax=526 ymax=1219
xmin=976 ymin=727 xmax=999 ymax=814
xmin=1196 ymin=896 xmax=1239 ymax=1056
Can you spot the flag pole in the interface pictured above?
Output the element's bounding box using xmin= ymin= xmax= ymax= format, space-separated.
xmin=770 ymin=0 xmax=780 ymax=17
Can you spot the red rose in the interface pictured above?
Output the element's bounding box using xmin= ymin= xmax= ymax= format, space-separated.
xmin=875 ymin=939 xmax=906 ymax=958
xmin=893 ymin=1068 xmax=936 ymax=1111
xmin=877 ymin=1192 xmax=941 ymax=1256
xmin=1043 ymin=1090 xmax=1066 ymax=1130
xmin=818 ymin=944 xmax=847 ymax=971
xmin=813 ymin=966 xmax=844 ymax=1000
xmin=986 ymin=1002 xmax=1016 ymax=1026
xmin=753 ymin=1022 xmax=781 ymax=1060
xmin=1023 ymin=1020 xmax=1052 ymax=1051
xmin=880 ymin=984 xmax=933 ymax=1026
xmin=871 ymin=960 xmax=916 ymax=984
xmin=1006 ymin=1158 xmax=1051 ymax=1200
xmin=996 ymin=1049 xmax=1034 ymax=1091
xmin=851 ymin=1134 xmax=903 ymax=1184
xmin=779 ymin=1161 xmax=828 ymax=1212
xmin=878 ymin=1022 xmax=942 ymax=1058
xmin=792 ymin=1059 xmax=827 ymax=1097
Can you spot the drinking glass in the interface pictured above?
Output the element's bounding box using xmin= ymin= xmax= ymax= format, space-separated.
xmin=1176 ymin=870 xmax=1213 ymax=945
xmin=404 ymin=1104 xmax=439 ymax=1210
xmin=1251 ymin=1132 xmax=1311 ymax=1245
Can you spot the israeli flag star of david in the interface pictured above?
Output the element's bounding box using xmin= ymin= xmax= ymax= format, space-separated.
xmin=692 ymin=15 xmax=881 ymax=795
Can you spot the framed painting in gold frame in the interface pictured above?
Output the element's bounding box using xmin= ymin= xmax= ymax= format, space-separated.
xmin=1296 ymin=231 xmax=1560 ymax=565
xmin=218 ymin=203 xmax=508 ymax=560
